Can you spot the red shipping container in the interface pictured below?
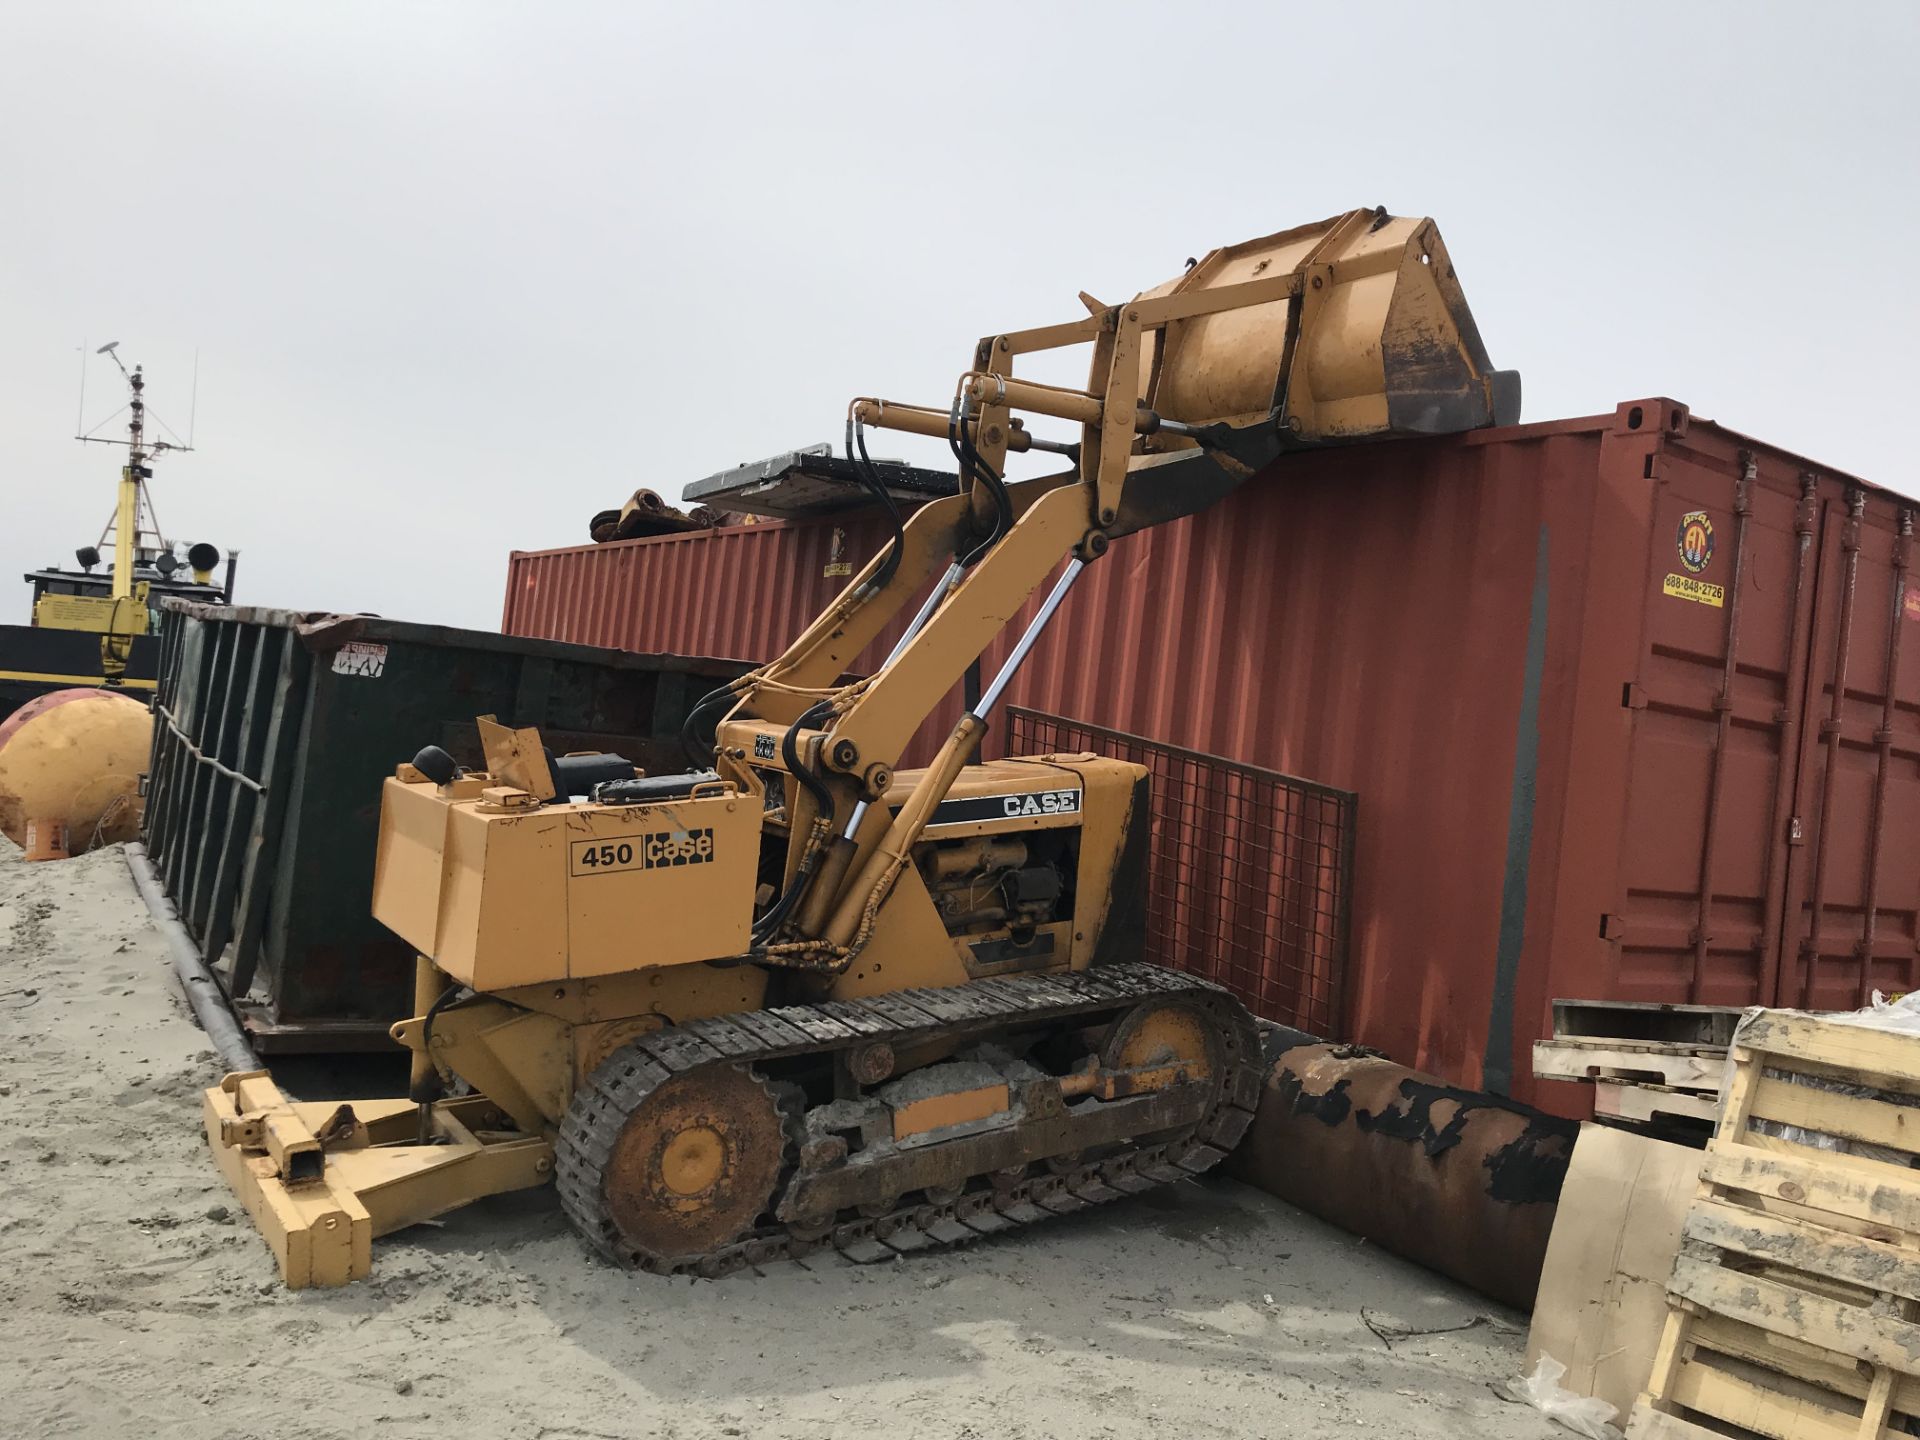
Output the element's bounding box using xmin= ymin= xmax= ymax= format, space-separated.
xmin=503 ymin=399 xmax=1920 ymax=1110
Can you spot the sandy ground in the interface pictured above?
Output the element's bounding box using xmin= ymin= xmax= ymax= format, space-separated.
xmin=0 ymin=843 xmax=1561 ymax=1440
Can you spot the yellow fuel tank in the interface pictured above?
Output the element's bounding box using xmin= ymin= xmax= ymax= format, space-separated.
xmin=0 ymin=688 xmax=151 ymax=858
xmin=372 ymin=770 xmax=762 ymax=989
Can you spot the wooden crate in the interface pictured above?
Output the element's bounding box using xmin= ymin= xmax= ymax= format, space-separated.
xmin=1629 ymin=1011 xmax=1920 ymax=1440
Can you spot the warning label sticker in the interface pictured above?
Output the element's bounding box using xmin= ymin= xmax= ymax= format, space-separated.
xmin=331 ymin=641 xmax=389 ymax=678
xmin=1663 ymin=573 xmax=1725 ymax=608
xmin=1905 ymin=587 xmax=1920 ymax=622
xmin=824 ymin=526 xmax=852 ymax=578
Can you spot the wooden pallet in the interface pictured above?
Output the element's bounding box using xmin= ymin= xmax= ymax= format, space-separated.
xmin=1629 ymin=1011 xmax=1920 ymax=1440
xmin=1553 ymin=999 xmax=1745 ymax=1049
xmin=1593 ymin=1079 xmax=1720 ymax=1127
xmin=1534 ymin=1037 xmax=1727 ymax=1092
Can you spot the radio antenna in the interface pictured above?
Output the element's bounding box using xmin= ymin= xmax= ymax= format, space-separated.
xmin=74 ymin=340 xmax=89 ymax=437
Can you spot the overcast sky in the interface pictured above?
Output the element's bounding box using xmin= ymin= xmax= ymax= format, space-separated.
xmin=4 ymin=3 xmax=1916 ymax=630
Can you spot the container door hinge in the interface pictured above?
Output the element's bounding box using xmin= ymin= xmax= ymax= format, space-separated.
xmin=1599 ymin=913 xmax=1626 ymax=941
xmin=1622 ymin=682 xmax=1648 ymax=710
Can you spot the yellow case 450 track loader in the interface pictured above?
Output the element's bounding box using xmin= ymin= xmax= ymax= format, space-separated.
xmin=206 ymin=208 xmax=1518 ymax=1286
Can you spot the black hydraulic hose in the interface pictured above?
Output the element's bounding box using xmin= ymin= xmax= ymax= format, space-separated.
xmin=752 ymin=700 xmax=838 ymax=942
xmin=781 ymin=699 xmax=836 ymax=817
xmin=419 ymin=982 xmax=466 ymax=1049
xmin=412 ymin=982 xmax=468 ymax=1102
xmin=965 ymin=426 xmax=1013 ymax=532
xmin=957 ymin=467 xmax=1011 ymax=569
xmin=948 ymin=394 xmax=1013 ymax=570
xmin=750 ymin=859 xmax=811 ymax=943
xmin=846 ymin=413 xmax=907 ymax=593
xmin=858 ymin=429 xmax=906 ymax=590
xmin=681 ymin=678 xmax=748 ymax=769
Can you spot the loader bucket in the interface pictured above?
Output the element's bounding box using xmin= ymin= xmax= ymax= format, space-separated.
xmin=1138 ymin=208 xmax=1519 ymax=443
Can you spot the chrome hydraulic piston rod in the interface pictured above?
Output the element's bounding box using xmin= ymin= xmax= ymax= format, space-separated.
xmin=818 ymin=559 xmax=1087 ymax=950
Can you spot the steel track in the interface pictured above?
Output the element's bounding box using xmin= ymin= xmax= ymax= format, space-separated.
xmin=555 ymin=962 xmax=1262 ymax=1277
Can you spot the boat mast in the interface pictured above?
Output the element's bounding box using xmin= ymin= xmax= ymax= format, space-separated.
xmin=77 ymin=343 xmax=190 ymax=599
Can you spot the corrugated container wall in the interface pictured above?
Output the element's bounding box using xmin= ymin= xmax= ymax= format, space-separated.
xmin=504 ymin=399 xmax=1920 ymax=1111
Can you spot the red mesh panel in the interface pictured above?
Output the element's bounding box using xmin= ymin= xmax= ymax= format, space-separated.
xmin=1010 ymin=707 xmax=1354 ymax=1036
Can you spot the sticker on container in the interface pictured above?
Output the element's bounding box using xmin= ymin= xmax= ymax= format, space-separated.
xmin=1676 ymin=510 xmax=1715 ymax=573
xmin=1905 ymin=587 xmax=1920 ymax=622
xmin=823 ymin=526 xmax=852 ymax=579
xmin=1663 ymin=573 xmax=1725 ymax=608
xmin=331 ymin=641 xmax=388 ymax=678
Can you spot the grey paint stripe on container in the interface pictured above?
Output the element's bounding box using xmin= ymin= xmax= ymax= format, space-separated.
xmin=1482 ymin=525 xmax=1551 ymax=1096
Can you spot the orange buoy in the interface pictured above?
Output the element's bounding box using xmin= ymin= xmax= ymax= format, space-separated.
xmin=0 ymin=688 xmax=152 ymax=859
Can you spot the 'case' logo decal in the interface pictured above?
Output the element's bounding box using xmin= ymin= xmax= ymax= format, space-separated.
xmin=645 ymin=829 xmax=714 ymax=868
xmin=569 ymin=830 xmax=715 ymax=877
xmin=911 ymin=787 xmax=1084 ymax=829
xmin=1002 ymin=789 xmax=1080 ymax=818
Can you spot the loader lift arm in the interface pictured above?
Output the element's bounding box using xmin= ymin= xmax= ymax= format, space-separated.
xmin=709 ymin=206 xmax=1517 ymax=968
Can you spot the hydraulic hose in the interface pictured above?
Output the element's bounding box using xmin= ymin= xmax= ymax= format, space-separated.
xmin=948 ymin=393 xmax=1013 ymax=570
xmin=681 ymin=676 xmax=752 ymax=769
xmin=405 ymin=979 xmax=472 ymax=1142
xmin=750 ymin=838 xmax=822 ymax=944
xmin=416 ymin=983 xmax=467 ymax=1080
xmin=846 ymin=411 xmax=907 ymax=594
xmin=780 ymin=699 xmax=836 ymax=818
xmin=751 ymin=700 xmax=837 ymax=942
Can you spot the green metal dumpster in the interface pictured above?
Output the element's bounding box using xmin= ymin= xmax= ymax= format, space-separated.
xmin=141 ymin=601 xmax=750 ymax=1051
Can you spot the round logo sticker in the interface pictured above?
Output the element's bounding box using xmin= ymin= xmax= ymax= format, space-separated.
xmin=1677 ymin=511 xmax=1715 ymax=574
